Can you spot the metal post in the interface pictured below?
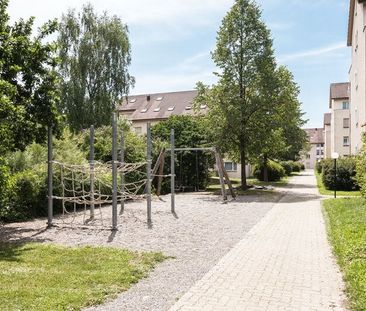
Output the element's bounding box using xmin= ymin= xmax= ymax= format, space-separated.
xmin=119 ymin=131 xmax=125 ymax=214
xmin=146 ymin=123 xmax=152 ymax=223
xmin=89 ymin=125 xmax=95 ymax=219
xmin=47 ymin=126 xmax=53 ymax=227
xmin=112 ymin=114 xmax=118 ymax=230
xmin=334 ymin=158 xmax=337 ymax=199
xmin=170 ymin=129 xmax=175 ymax=213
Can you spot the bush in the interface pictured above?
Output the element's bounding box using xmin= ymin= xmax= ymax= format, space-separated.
xmin=356 ymin=134 xmax=366 ymax=196
xmin=253 ymin=160 xmax=286 ymax=182
xmin=300 ymin=163 xmax=305 ymax=170
xmin=291 ymin=161 xmax=302 ymax=172
xmin=315 ymin=160 xmax=323 ymax=174
xmin=322 ymin=157 xmax=359 ymax=191
xmin=279 ymin=161 xmax=293 ymax=176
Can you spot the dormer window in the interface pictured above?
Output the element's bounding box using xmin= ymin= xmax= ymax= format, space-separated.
xmin=129 ymin=98 xmax=136 ymax=103
xmin=156 ymin=97 xmax=163 ymax=101
xmin=154 ymin=107 xmax=161 ymax=112
xmin=168 ymin=107 xmax=175 ymax=111
xmin=185 ymin=106 xmax=192 ymax=110
xmin=141 ymin=108 xmax=148 ymax=113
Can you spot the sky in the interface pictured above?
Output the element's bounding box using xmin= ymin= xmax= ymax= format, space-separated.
xmin=7 ymin=0 xmax=351 ymax=128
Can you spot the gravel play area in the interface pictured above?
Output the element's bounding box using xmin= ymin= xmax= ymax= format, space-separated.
xmin=0 ymin=192 xmax=281 ymax=311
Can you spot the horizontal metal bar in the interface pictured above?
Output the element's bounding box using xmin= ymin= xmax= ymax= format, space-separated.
xmin=166 ymin=147 xmax=215 ymax=152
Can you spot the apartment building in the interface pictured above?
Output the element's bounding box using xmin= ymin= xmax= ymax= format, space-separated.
xmin=348 ymin=0 xmax=366 ymax=153
xmin=117 ymin=90 xmax=246 ymax=178
xmin=302 ymin=128 xmax=325 ymax=169
xmin=323 ymin=83 xmax=351 ymax=158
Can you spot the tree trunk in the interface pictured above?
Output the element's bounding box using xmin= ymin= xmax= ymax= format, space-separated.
xmin=263 ymin=154 xmax=269 ymax=182
xmin=240 ymin=145 xmax=247 ymax=190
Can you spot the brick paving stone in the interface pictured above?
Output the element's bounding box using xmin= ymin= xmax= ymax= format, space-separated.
xmin=170 ymin=171 xmax=347 ymax=311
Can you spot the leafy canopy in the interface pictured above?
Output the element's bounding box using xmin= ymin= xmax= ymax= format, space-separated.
xmin=0 ymin=0 xmax=60 ymax=153
xmin=58 ymin=3 xmax=135 ymax=131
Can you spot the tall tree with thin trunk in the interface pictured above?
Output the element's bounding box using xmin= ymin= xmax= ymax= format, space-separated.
xmin=196 ymin=0 xmax=276 ymax=189
xmin=57 ymin=3 xmax=134 ymax=131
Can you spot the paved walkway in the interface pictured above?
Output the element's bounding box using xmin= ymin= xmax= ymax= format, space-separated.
xmin=170 ymin=171 xmax=346 ymax=311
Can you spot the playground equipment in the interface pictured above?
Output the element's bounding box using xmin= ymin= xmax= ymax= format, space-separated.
xmin=47 ymin=114 xmax=235 ymax=231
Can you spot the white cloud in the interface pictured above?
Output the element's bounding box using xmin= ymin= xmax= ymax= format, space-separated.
xmin=278 ymin=42 xmax=347 ymax=63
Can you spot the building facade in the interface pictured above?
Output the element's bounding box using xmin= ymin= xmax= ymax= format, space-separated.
xmin=323 ymin=83 xmax=351 ymax=158
xmin=118 ymin=90 xmax=247 ymax=179
xmin=302 ymin=128 xmax=325 ymax=169
xmin=348 ymin=0 xmax=366 ymax=153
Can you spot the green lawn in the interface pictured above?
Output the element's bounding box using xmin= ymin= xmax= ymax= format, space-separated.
xmin=323 ymin=198 xmax=366 ymax=310
xmin=315 ymin=171 xmax=361 ymax=197
xmin=0 ymin=243 xmax=165 ymax=311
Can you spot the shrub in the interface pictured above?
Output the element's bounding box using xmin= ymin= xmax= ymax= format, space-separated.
xmin=253 ymin=160 xmax=286 ymax=182
xmin=356 ymin=134 xmax=366 ymax=196
xmin=291 ymin=161 xmax=302 ymax=172
xmin=322 ymin=157 xmax=359 ymax=191
xmin=315 ymin=160 xmax=323 ymax=174
xmin=300 ymin=163 xmax=305 ymax=170
xmin=279 ymin=161 xmax=293 ymax=176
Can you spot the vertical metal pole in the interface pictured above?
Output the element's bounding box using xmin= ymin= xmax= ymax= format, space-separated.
xmin=112 ymin=113 xmax=118 ymax=230
xmin=146 ymin=123 xmax=152 ymax=223
xmin=47 ymin=126 xmax=53 ymax=227
xmin=119 ymin=131 xmax=125 ymax=214
xmin=89 ymin=125 xmax=95 ymax=219
xmin=170 ymin=129 xmax=175 ymax=213
xmin=334 ymin=159 xmax=337 ymax=199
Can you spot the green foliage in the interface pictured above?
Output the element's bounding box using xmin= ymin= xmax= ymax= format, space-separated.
xmin=0 ymin=0 xmax=61 ymax=153
xmin=152 ymin=115 xmax=214 ymax=193
xmin=253 ymin=160 xmax=285 ymax=182
xmin=323 ymin=198 xmax=366 ymax=310
xmin=322 ymin=158 xmax=359 ymax=191
xmin=58 ymin=4 xmax=134 ymax=131
xmin=196 ymin=1 xmax=305 ymax=189
xmin=289 ymin=161 xmax=302 ymax=173
xmin=315 ymin=160 xmax=323 ymax=174
xmin=356 ymin=133 xmax=366 ymax=197
xmin=279 ymin=161 xmax=293 ymax=176
xmin=0 ymin=243 xmax=165 ymax=311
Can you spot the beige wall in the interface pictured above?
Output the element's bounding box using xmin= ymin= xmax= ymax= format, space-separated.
xmin=349 ymin=1 xmax=366 ymax=154
xmin=324 ymin=124 xmax=331 ymax=159
xmin=330 ymin=99 xmax=351 ymax=157
xmin=302 ymin=143 xmax=324 ymax=169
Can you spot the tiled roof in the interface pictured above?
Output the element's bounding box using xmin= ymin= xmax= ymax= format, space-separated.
xmin=118 ymin=90 xmax=206 ymax=121
xmin=324 ymin=113 xmax=331 ymax=126
xmin=304 ymin=128 xmax=324 ymax=144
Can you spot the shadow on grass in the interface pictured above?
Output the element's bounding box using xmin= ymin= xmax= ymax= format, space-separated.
xmin=0 ymin=242 xmax=37 ymax=263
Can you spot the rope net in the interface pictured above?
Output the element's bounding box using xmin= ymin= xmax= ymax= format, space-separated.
xmin=52 ymin=160 xmax=148 ymax=226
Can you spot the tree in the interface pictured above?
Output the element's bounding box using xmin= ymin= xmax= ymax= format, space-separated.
xmin=196 ymin=0 xmax=277 ymax=189
xmin=248 ymin=66 xmax=307 ymax=181
xmin=58 ymin=4 xmax=134 ymax=132
xmin=0 ymin=0 xmax=60 ymax=153
xmin=151 ymin=115 xmax=214 ymax=193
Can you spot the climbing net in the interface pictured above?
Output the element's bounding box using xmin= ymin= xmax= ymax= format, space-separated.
xmin=52 ymin=160 xmax=148 ymax=225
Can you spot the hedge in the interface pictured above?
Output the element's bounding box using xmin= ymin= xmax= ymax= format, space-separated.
xmin=322 ymin=157 xmax=359 ymax=191
xmin=253 ymin=160 xmax=286 ymax=182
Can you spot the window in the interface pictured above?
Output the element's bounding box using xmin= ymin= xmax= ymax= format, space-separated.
xmin=306 ymin=154 xmax=311 ymax=159
xmin=343 ymin=118 xmax=350 ymax=128
xmin=200 ymin=104 xmax=207 ymax=109
xmin=134 ymin=127 xmax=142 ymax=134
xmin=153 ymin=107 xmax=161 ymax=112
xmin=316 ymin=150 xmax=320 ymax=156
xmin=129 ymin=98 xmax=136 ymax=103
xmin=342 ymin=101 xmax=349 ymax=109
xmin=141 ymin=108 xmax=148 ymax=113
xmin=168 ymin=106 xmax=175 ymax=111
xmin=155 ymin=97 xmax=163 ymax=101
xmin=224 ymin=162 xmax=237 ymax=172
xmin=185 ymin=106 xmax=192 ymax=110
xmin=343 ymin=136 xmax=350 ymax=146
